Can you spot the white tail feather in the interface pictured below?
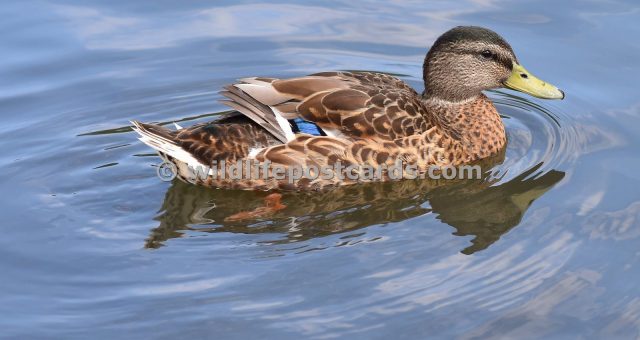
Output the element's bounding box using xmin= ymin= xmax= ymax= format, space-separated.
xmin=130 ymin=121 xmax=205 ymax=168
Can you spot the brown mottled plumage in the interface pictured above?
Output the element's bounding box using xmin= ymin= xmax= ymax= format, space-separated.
xmin=132 ymin=26 xmax=563 ymax=191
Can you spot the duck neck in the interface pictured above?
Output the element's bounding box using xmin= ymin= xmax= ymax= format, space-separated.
xmin=422 ymin=94 xmax=507 ymax=160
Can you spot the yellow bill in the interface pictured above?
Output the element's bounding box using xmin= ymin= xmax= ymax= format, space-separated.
xmin=504 ymin=63 xmax=564 ymax=100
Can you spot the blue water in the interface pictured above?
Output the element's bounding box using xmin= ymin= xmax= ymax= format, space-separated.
xmin=2 ymin=0 xmax=640 ymax=338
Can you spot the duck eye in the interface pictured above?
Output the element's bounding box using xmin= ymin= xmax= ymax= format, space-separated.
xmin=481 ymin=50 xmax=494 ymax=59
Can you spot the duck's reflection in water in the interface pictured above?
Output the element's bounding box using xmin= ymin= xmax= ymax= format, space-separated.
xmin=146 ymin=160 xmax=564 ymax=254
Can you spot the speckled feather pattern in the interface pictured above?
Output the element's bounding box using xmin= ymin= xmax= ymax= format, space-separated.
xmin=134 ymin=70 xmax=506 ymax=190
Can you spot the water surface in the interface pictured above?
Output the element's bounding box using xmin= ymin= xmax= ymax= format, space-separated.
xmin=2 ymin=0 xmax=640 ymax=338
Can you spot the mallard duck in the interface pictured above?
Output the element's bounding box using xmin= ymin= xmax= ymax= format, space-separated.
xmin=132 ymin=26 xmax=563 ymax=191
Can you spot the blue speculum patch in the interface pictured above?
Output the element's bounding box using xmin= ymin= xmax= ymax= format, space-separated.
xmin=290 ymin=118 xmax=325 ymax=136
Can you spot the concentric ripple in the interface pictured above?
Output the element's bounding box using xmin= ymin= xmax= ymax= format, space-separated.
xmin=490 ymin=90 xmax=581 ymax=182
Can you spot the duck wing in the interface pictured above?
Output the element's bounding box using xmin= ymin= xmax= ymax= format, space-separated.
xmin=221 ymin=71 xmax=433 ymax=143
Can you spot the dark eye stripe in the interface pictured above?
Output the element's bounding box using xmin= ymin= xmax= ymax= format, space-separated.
xmin=443 ymin=49 xmax=514 ymax=70
xmin=472 ymin=51 xmax=513 ymax=69
xmin=496 ymin=56 xmax=513 ymax=70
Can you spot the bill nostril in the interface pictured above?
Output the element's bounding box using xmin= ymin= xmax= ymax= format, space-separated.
xmin=520 ymin=73 xmax=528 ymax=79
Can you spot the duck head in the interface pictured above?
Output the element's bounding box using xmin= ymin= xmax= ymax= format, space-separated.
xmin=423 ymin=26 xmax=564 ymax=102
